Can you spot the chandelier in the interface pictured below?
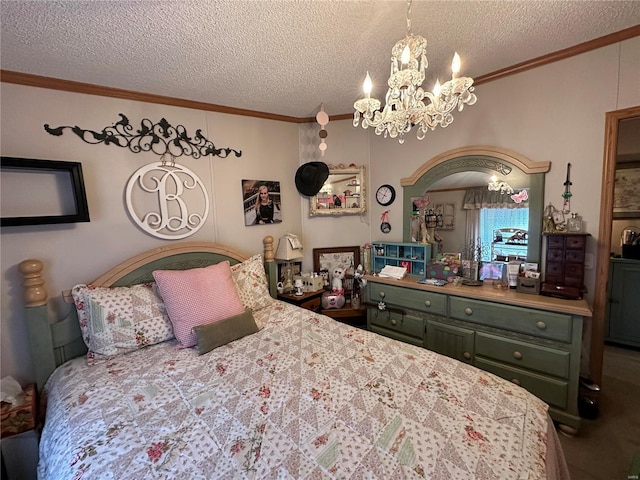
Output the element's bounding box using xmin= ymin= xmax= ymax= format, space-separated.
xmin=488 ymin=176 xmax=514 ymax=195
xmin=353 ymin=0 xmax=477 ymax=144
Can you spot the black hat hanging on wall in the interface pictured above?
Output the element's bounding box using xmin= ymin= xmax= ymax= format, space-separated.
xmin=295 ymin=162 xmax=329 ymax=197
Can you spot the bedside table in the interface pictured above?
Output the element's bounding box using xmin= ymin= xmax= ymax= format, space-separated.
xmin=1 ymin=383 xmax=39 ymax=480
xmin=321 ymin=304 xmax=367 ymax=327
xmin=277 ymin=290 xmax=323 ymax=312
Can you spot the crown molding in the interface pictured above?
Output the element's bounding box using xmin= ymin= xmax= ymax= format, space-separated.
xmin=2 ymin=25 xmax=638 ymax=124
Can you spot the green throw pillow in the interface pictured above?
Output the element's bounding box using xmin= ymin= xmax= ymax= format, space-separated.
xmin=192 ymin=308 xmax=259 ymax=355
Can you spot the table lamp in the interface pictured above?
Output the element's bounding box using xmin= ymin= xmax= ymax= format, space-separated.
xmin=275 ymin=235 xmax=303 ymax=293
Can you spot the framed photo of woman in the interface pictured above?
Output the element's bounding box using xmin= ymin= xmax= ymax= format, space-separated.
xmin=242 ymin=179 xmax=282 ymax=226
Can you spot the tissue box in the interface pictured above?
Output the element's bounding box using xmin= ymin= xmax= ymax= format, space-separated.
xmin=1 ymin=383 xmax=37 ymax=439
xmin=426 ymin=263 xmax=460 ymax=282
xmin=516 ymin=277 xmax=540 ymax=295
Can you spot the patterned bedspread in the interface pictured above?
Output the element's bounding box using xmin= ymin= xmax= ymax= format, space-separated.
xmin=39 ymin=301 xmax=555 ymax=479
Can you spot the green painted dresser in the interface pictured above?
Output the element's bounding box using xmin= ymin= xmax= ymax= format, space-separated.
xmin=365 ymin=275 xmax=592 ymax=432
xmin=605 ymin=258 xmax=640 ymax=348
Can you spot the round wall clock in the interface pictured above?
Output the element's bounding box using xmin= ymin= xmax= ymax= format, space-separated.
xmin=376 ymin=184 xmax=396 ymax=206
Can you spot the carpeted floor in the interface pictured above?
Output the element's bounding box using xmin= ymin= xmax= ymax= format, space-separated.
xmin=558 ymin=344 xmax=640 ymax=480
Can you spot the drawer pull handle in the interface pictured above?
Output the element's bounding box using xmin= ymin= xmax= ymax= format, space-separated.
xmin=390 ymin=319 xmax=397 ymax=326
xmin=424 ymin=300 xmax=431 ymax=307
xmin=379 ymin=291 xmax=385 ymax=299
xmin=513 ymin=351 xmax=523 ymax=360
xmin=464 ymin=307 xmax=473 ymax=315
xmin=463 ymin=352 xmax=471 ymax=360
xmin=536 ymin=321 xmax=546 ymax=330
xmin=511 ymin=378 xmax=521 ymax=386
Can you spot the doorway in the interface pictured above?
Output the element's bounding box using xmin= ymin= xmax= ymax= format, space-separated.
xmin=592 ymin=105 xmax=640 ymax=386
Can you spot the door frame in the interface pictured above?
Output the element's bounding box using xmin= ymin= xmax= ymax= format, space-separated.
xmin=592 ymin=105 xmax=640 ymax=385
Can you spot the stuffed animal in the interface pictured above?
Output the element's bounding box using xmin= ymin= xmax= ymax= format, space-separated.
xmin=319 ymin=269 xmax=330 ymax=288
xmin=331 ymin=266 xmax=345 ymax=292
xmin=353 ymin=264 xmax=367 ymax=288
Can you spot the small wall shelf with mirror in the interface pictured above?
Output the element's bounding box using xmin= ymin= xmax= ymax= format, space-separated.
xmin=309 ymin=165 xmax=366 ymax=216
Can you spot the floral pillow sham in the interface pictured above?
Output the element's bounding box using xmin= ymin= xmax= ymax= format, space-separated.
xmin=230 ymin=254 xmax=275 ymax=316
xmin=71 ymin=283 xmax=174 ymax=364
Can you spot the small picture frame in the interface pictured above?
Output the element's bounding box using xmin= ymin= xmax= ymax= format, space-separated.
xmin=552 ymin=210 xmax=565 ymax=225
xmin=435 ymin=202 xmax=456 ymax=230
xmin=313 ymin=246 xmax=361 ymax=295
xmin=277 ymin=261 xmax=301 ymax=283
xmin=313 ymin=246 xmax=361 ymax=275
xmin=242 ymin=179 xmax=282 ymax=226
xmin=479 ymin=262 xmax=506 ymax=281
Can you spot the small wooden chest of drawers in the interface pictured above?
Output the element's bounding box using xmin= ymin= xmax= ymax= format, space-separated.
xmin=544 ymin=233 xmax=589 ymax=289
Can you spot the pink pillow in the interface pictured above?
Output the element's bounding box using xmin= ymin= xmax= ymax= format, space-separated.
xmin=152 ymin=262 xmax=245 ymax=348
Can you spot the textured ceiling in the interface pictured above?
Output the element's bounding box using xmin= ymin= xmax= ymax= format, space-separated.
xmin=2 ymin=1 xmax=640 ymax=119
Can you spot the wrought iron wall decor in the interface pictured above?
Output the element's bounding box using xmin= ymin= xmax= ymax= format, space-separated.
xmin=44 ymin=113 xmax=242 ymax=160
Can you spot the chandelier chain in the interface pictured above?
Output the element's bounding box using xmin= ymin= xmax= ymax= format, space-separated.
xmin=406 ymin=0 xmax=412 ymax=35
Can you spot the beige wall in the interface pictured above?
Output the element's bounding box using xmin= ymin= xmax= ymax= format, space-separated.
xmin=363 ymin=37 xmax=640 ymax=302
xmin=2 ymin=36 xmax=639 ymax=384
xmin=0 ymin=86 xmax=305 ymax=382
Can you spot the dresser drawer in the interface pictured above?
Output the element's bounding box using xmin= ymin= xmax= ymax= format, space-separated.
xmin=475 ymin=358 xmax=568 ymax=409
xmin=546 ymin=262 xmax=564 ymax=276
xmin=565 ymin=249 xmax=585 ymax=263
xmin=368 ymin=308 xmax=424 ymax=342
xmin=547 ymin=249 xmax=564 ymax=262
xmin=475 ymin=332 xmax=570 ymax=378
xmin=547 ymin=236 xmax=565 ymax=248
xmin=449 ymin=297 xmax=572 ymax=342
xmin=301 ymin=296 xmax=322 ymax=311
xmin=367 ymin=283 xmax=447 ymax=316
xmin=565 ymin=235 xmax=586 ymax=249
xmin=563 ymin=276 xmax=584 ymax=288
xmin=565 ymin=263 xmax=584 ymax=277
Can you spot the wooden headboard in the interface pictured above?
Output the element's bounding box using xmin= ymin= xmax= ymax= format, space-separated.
xmin=19 ymin=236 xmax=277 ymax=390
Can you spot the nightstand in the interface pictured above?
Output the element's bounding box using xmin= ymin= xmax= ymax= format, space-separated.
xmin=278 ymin=290 xmax=367 ymax=327
xmin=277 ymin=290 xmax=323 ymax=312
xmin=1 ymin=383 xmax=39 ymax=480
xmin=321 ymin=305 xmax=367 ymax=327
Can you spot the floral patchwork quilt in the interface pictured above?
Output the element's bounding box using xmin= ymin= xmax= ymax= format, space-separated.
xmin=39 ymin=301 xmax=559 ymax=479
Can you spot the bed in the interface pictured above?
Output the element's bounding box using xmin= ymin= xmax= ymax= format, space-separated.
xmin=20 ymin=236 xmax=569 ymax=479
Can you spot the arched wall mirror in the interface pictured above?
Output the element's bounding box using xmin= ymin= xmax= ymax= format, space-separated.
xmin=401 ymin=146 xmax=551 ymax=264
xmin=592 ymin=105 xmax=640 ymax=387
xmin=309 ymin=165 xmax=367 ymax=216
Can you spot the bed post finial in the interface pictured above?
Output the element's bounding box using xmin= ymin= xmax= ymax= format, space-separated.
xmin=19 ymin=259 xmax=48 ymax=307
xmin=263 ymin=236 xmax=275 ymax=262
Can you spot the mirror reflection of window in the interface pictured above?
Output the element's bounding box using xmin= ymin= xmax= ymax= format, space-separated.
xmin=480 ymin=208 xmax=529 ymax=261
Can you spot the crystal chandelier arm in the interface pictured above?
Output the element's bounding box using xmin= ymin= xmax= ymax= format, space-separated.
xmin=352 ymin=0 xmax=476 ymax=143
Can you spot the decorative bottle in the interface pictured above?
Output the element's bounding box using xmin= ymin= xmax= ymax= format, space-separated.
xmin=568 ymin=213 xmax=583 ymax=233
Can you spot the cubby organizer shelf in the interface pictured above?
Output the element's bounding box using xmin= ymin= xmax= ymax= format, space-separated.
xmin=372 ymin=242 xmax=431 ymax=277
